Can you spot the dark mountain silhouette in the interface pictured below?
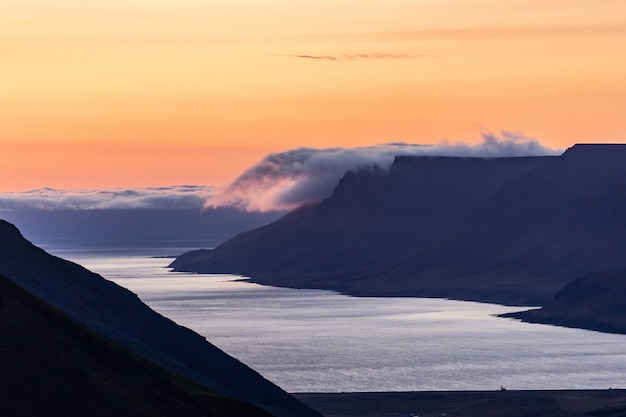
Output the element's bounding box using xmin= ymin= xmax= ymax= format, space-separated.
xmin=172 ymin=156 xmax=551 ymax=289
xmin=504 ymin=268 xmax=626 ymax=334
xmin=395 ymin=143 xmax=626 ymax=304
xmin=0 ymin=220 xmax=320 ymax=417
xmin=172 ymin=144 xmax=626 ymax=309
xmin=0 ymin=272 xmax=272 ymax=417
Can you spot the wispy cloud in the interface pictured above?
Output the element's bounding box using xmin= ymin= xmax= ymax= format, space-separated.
xmin=275 ymin=53 xmax=436 ymax=61
xmin=208 ymin=132 xmax=562 ymax=212
xmin=0 ymin=185 xmax=214 ymax=211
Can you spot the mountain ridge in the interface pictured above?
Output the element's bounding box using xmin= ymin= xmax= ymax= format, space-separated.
xmin=172 ymin=144 xmax=626 ymax=311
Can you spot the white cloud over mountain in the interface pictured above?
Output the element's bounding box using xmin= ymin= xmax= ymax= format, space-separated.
xmin=208 ymin=132 xmax=562 ymax=212
xmin=1 ymin=132 xmax=561 ymax=214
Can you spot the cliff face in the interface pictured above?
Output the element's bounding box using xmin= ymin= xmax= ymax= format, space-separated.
xmin=395 ymin=143 xmax=626 ymax=303
xmin=0 ymin=220 xmax=320 ymax=417
xmin=172 ymin=144 xmax=626 ymax=306
xmin=173 ymin=156 xmax=551 ymax=280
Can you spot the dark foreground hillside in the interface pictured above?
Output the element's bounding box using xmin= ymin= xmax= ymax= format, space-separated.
xmin=0 ymin=273 xmax=272 ymax=417
xmin=0 ymin=220 xmax=320 ymax=417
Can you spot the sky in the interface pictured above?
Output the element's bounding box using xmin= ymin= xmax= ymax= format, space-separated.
xmin=2 ymin=0 xmax=625 ymax=192
xmin=0 ymin=132 xmax=558 ymax=212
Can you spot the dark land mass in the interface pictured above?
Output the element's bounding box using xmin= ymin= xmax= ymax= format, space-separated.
xmin=172 ymin=155 xmax=554 ymax=304
xmin=295 ymin=390 xmax=626 ymax=417
xmin=171 ymin=144 xmax=626 ymax=332
xmin=171 ymin=144 xmax=626 ymax=304
xmin=0 ymin=219 xmax=320 ymax=417
xmin=0 ymin=272 xmax=272 ymax=417
xmin=504 ymin=268 xmax=626 ymax=335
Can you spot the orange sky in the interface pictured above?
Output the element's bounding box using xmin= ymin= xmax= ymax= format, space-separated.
xmin=2 ymin=0 xmax=625 ymax=191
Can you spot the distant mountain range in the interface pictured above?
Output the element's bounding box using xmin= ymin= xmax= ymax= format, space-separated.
xmin=1 ymin=207 xmax=284 ymax=251
xmin=0 ymin=220 xmax=319 ymax=417
xmin=172 ymin=144 xmax=626 ymax=332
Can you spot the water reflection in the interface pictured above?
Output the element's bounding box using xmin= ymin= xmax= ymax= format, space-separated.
xmin=60 ymin=251 xmax=626 ymax=393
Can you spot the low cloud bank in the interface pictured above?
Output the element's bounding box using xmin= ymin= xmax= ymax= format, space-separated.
xmin=0 ymin=185 xmax=214 ymax=211
xmin=0 ymin=133 xmax=561 ymax=214
xmin=208 ymin=132 xmax=562 ymax=212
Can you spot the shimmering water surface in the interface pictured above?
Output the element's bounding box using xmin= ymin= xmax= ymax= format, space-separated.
xmin=53 ymin=248 xmax=626 ymax=393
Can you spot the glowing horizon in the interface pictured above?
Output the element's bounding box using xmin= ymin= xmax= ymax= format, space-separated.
xmin=2 ymin=0 xmax=625 ymax=191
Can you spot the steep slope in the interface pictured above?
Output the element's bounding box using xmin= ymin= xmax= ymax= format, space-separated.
xmin=0 ymin=220 xmax=319 ymax=417
xmin=0 ymin=273 xmax=272 ymax=417
xmin=504 ymin=268 xmax=626 ymax=334
xmin=172 ymin=156 xmax=551 ymax=284
xmin=398 ymin=144 xmax=626 ymax=303
xmin=172 ymin=144 xmax=626 ymax=306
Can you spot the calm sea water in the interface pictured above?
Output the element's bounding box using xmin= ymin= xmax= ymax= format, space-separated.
xmin=49 ymin=247 xmax=626 ymax=393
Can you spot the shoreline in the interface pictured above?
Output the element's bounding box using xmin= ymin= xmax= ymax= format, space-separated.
xmin=294 ymin=389 xmax=626 ymax=417
xmin=242 ymin=276 xmax=626 ymax=336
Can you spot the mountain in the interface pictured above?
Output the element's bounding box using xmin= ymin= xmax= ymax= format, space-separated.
xmin=0 ymin=272 xmax=272 ymax=417
xmin=171 ymin=144 xmax=626 ymax=306
xmin=0 ymin=220 xmax=320 ymax=417
xmin=396 ymin=143 xmax=626 ymax=304
xmin=504 ymin=268 xmax=626 ymax=334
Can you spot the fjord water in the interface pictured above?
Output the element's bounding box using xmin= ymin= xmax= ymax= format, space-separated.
xmin=50 ymin=247 xmax=626 ymax=393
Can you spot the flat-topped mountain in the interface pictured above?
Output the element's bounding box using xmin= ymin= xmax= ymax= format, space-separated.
xmin=0 ymin=220 xmax=320 ymax=417
xmin=172 ymin=144 xmax=626 ymax=307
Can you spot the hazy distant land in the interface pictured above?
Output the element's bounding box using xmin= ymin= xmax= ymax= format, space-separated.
xmin=1 ymin=205 xmax=283 ymax=251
